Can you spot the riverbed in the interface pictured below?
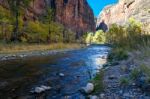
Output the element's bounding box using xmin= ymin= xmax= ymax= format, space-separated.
xmin=0 ymin=45 xmax=110 ymax=99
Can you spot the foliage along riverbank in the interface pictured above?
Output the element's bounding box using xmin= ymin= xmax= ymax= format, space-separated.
xmin=87 ymin=17 xmax=150 ymax=98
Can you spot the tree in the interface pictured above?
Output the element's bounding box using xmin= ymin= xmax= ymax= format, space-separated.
xmin=86 ymin=32 xmax=94 ymax=44
xmin=46 ymin=9 xmax=54 ymax=43
xmin=44 ymin=0 xmax=55 ymax=43
xmin=0 ymin=18 xmax=9 ymax=41
xmin=7 ymin=0 xmax=30 ymax=41
xmin=93 ymin=30 xmax=106 ymax=44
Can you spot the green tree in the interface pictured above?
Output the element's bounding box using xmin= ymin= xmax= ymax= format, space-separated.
xmin=86 ymin=32 xmax=94 ymax=44
xmin=7 ymin=0 xmax=30 ymax=41
xmin=43 ymin=2 xmax=54 ymax=43
xmin=93 ymin=30 xmax=106 ymax=44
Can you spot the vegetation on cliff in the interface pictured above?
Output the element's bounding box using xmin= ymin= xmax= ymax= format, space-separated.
xmin=0 ymin=0 xmax=91 ymax=53
xmin=0 ymin=4 xmax=77 ymax=43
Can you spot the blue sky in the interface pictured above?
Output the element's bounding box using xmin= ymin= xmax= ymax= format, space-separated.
xmin=87 ymin=0 xmax=118 ymax=17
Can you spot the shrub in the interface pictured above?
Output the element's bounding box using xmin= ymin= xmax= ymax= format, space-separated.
xmin=120 ymin=77 xmax=130 ymax=86
xmin=140 ymin=64 xmax=150 ymax=77
xmin=130 ymin=68 xmax=141 ymax=80
xmin=108 ymin=48 xmax=128 ymax=62
xmin=106 ymin=24 xmax=126 ymax=46
xmin=24 ymin=20 xmax=77 ymax=43
xmin=106 ymin=17 xmax=147 ymax=49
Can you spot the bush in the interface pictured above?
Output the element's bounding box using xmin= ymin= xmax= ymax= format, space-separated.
xmin=120 ymin=77 xmax=130 ymax=86
xmin=106 ymin=24 xmax=126 ymax=46
xmin=140 ymin=64 xmax=150 ymax=77
xmin=106 ymin=17 xmax=148 ymax=49
xmin=108 ymin=48 xmax=128 ymax=62
xmin=130 ymin=68 xmax=141 ymax=80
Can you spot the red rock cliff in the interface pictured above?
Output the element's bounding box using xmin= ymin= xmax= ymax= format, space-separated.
xmin=0 ymin=0 xmax=95 ymax=37
xmin=27 ymin=0 xmax=96 ymax=37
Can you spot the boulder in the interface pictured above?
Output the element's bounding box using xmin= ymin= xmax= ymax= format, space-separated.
xmin=82 ymin=83 xmax=94 ymax=94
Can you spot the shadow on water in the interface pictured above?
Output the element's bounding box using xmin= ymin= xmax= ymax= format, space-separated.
xmin=0 ymin=45 xmax=110 ymax=99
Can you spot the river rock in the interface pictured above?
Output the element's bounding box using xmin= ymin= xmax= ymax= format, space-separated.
xmin=59 ymin=73 xmax=65 ymax=77
xmin=40 ymin=85 xmax=51 ymax=90
xmin=108 ymin=75 xmax=117 ymax=80
xmin=34 ymin=87 xmax=45 ymax=93
xmin=31 ymin=85 xmax=51 ymax=94
xmin=100 ymin=93 xmax=105 ymax=98
xmin=136 ymin=76 xmax=150 ymax=91
xmin=82 ymin=83 xmax=94 ymax=94
xmin=89 ymin=95 xmax=99 ymax=99
xmin=101 ymin=55 xmax=107 ymax=59
xmin=0 ymin=81 xmax=9 ymax=89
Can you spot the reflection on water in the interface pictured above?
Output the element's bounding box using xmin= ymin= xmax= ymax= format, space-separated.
xmin=0 ymin=45 xmax=110 ymax=99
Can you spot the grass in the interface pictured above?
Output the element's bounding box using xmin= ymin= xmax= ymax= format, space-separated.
xmin=140 ymin=64 xmax=150 ymax=77
xmin=120 ymin=77 xmax=130 ymax=86
xmin=130 ymin=68 xmax=141 ymax=80
xmin=108 ymin=47 xmax=128 ymax=62
xmin=0 ymin=43 xmax=84 ymax=54
xmin=91 ymin=70 xmax=104 ymax=94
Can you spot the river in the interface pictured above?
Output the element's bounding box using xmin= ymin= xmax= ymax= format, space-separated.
xmin=0 ymin=45 xmax=110 ymax=99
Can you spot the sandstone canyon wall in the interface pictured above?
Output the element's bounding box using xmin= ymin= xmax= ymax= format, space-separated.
xmin=97 ymin=0 xmax=150 ymax=32
xmin=29 ymin=0 xmax=95 ymax=36
xmin=0 ymin=0 xmax=95 ymax=37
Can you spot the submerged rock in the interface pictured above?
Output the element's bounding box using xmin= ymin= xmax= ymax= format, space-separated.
xmin=31 ymin=85 xmax=51 ymax=94
xmin=81 ymin=83 xmax=94 ymax=94
xmin=89 ymin=95 xmax=99 ymax=99
xmin=59 ymin=73 xmax=65 ymax=77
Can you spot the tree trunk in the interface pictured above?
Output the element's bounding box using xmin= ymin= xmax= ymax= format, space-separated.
xmin=11 ymin=0 xmax=19 ymax=41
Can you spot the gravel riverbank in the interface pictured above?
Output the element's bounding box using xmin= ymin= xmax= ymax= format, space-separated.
xmin=0 ymin=49 xmax=80 ymax=61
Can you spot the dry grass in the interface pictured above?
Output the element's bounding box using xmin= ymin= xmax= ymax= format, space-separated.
xmin=0 ymin=43 xmax=83 ymax=54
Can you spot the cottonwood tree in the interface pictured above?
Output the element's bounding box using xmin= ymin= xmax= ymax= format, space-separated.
xmin=43 ymin=0 xmax=55 ymax=43
xmin=7 ymin=0 xmax=30 ymax=41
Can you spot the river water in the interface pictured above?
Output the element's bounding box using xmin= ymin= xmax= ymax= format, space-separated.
xmin=0 ymin=45 xmax=110 ymax=99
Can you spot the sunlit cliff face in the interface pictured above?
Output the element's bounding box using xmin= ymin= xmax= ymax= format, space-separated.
xmin=96 ymin=0 xmax=150 ymax=32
